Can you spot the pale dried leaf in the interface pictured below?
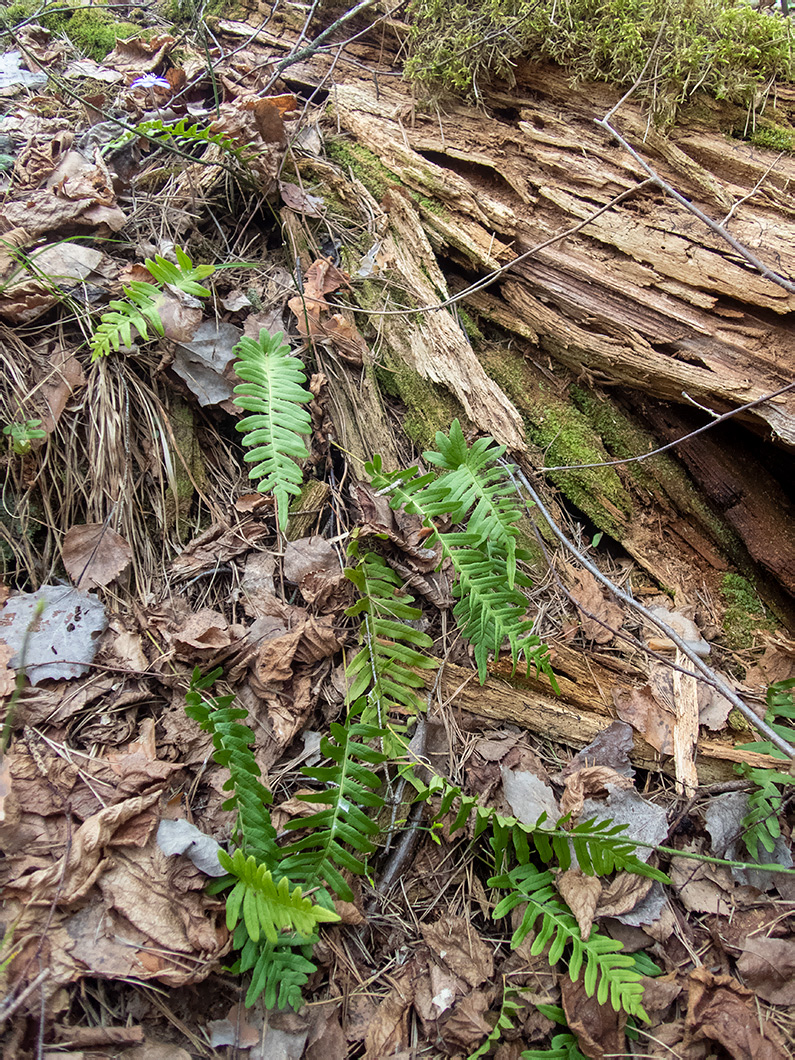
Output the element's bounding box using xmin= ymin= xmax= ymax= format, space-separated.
xmin=63 ymin=523 xmax=132 ymax=589
xmin=556 ymin=868 xmax=602 ymax=939
xmin=569 ymin=568 xmax=624 ymax=644
xmin=420 ymin=915 xmax=494 ymax=988
xmin=0 ymin=584 xmax=107 ymax=684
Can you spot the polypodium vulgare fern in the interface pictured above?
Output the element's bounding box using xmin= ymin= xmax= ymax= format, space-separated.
xmin=366 ymin=420 xmax=554 ymax=682
xmin=231 ymin=330 xmax=313 ymax=533
xmin=490 ymin=862 xmax=648 ymax=1019
xmin=736 ymin=677 xmax=795 ymax=859
xmin=90 ymin=246 xmax=215 ymax=360
xmin=279 ymin=696 xmax=389 ymax=904
xmin=184 ymin=668 xmax=342 ymax=1008
xmin=344 ymin=539 xmax=439 ymax=737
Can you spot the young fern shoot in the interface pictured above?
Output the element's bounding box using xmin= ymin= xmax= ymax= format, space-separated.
xmin=231 ymin=330 xmax=313 ymax=532
xmin=90 ymin=246 xmax=214 ymax=360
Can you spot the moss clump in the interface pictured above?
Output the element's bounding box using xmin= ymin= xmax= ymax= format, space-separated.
xmin=747 ymin=121 xmax=795 ymax=153
xmin=375 ymin=358 xmax=463 ymax=450
xmin=40 ymin=6 xmax=140 ymax=61
xmin=406 ymin=0 xmax=795 ymax=120
xmin=480 ymin=348 xmax=632 ymax=537
xmin=325 ymin=139 xmax=402 ymax=200
xmin=720 ymin=572 xmax=774 ymax=651
xmin=570 ymin=385 xmax=738 ymax=556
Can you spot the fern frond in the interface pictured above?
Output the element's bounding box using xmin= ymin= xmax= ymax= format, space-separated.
xmin=220 ymin=848 xmax=340 ymax=944
xmin=185 ymin=667 xmax=277 ymax=863
xmin=366 ymin=422 xmax=553 ymax=682
xmin=232 ymin=330 xmax=313 ymax=532
xmin=144 ymin=245 xmax=214 ymax=297
xmin=236 ymin=933 xmax=317 ymax=1009
xmin=736 ymin=678 xmax=795 ymax=859
xmin=468 ymin=986 xmax=527 ymax=1060
xmin=90 ymin=247 xmax=214 ymax=360
xmin=490 ymin=863 xmax=648 ymax=1021
xmin=134 ymin=117 xmax=256 ymax=167
xmin=521 ymin=1033 xmax=588 ymax=1060
xmin=345 ymin=542 xmax=438 ymax=730
xmin=280 ymin=698 xmax=387 ymax=903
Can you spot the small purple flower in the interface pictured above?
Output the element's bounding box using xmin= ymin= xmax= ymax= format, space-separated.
xmin=130 ymin=74 xmax=171 ymax=91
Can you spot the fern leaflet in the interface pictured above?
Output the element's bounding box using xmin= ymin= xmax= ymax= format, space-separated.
xmin=185 ymin=667 xmax=277 ymax=864
xmin=489 ymin=863 xmax=648 ymax=1021
xmin=220 ymin=848 xmax=340 ymax=944
xmin=90 ymin=246 xmax=214 ymax=360
xmin=280 ymin=697 xmax=388 ymax=903
xmin=521 ymin=1033 xmax=588 ymax=1060
xmin=345 ymin=540 xmax=438 ymax=731
xmin=736 ymin=677 xmax=795 ymax=859
xmin=367 ymin=420 xmax=553 ymax=681
xmin=233 ymin=926 xmax=317 ymax=1009
xmin=232 ymin=330 xmax=313 ymax=532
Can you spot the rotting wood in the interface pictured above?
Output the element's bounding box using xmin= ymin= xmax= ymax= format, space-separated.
xmin=423 ymin=657 xmax=781 ymax=785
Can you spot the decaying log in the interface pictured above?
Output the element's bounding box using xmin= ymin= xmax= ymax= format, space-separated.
xmin=423 ymin=653 xmax=783 ymax=785
xmin=216 ymin=14 xmax=795 ymax=614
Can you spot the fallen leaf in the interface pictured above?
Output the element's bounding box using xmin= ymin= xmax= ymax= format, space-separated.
xmin=562 ymin=974 xmax=627 ymax=1060
xmin=156 ymin=818 xmax=225 ymax=877
xmin=558 ymin=721 xmax=635 ymax=779
xmin=421 ymin=915 xmax=494 ymax=988
xmin=0 ymin=584 xmax=108 ymax=684
xmin=440 ymin=989 xmax=492 ymax=1051
xmin=501 ymin=764 xmax=561 ymax=826
xmin=560 ymin=765 xmax=634 ymax=820
xmin=613 ymin=682 xmax=674 ymax=754
xmin=568 ymin=568 xmax=624 ymax=644
xmin=735 ymin=936 xmax=795 ymax=1005
xmin=684 ymin=966 xmax=789 ymax=1060
xmin=556 ymin=868 xmax=602 ymax=939
xmin=62 ymin=523 xmax=132 ymax=589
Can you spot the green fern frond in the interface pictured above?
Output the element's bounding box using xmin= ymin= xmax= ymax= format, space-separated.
xmin=235 ymin=932 xmax=317 ymax=1009
xmin=280 ymin=698 xmax=388 ymax=903
xmin=522 ymin=1033 xmax=588 ymax=1060
xmin=232 ymin=330 xmax=313 ymax=532
xmin=468 ymin=986 xmax=527 ymax=1060
xmin=185 ymin=667 xmax=277 ymax=863
xmin=345 ymin=541 xmax=438 ymax=730
xmin=134 ymin=117 xmax=256 ymax=166
xmin=366 ymin=421 xmax=553 ymax=682
xmin=144 ymin=245 xmax=215 ymax=297
xmin=736 ymin=677 xmax=795 ymax=859
xmin=90 ymin=247 xmax=214 ymax=360
xmin=220 ymin=848 xmax=340 ymax=944
xmin=490 ymin=863 xmax=648 ymax=1021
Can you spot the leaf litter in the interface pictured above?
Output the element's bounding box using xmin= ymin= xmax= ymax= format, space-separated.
xmin=0 ymin=4 xmax=793 ymax=1059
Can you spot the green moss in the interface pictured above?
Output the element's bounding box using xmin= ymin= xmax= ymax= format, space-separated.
xmin=375 ymin=358 xmax=463 ymax=450
xmin=720 ymin=572 xmax=775 ymax=651
xmin=40 ymin=5 xmax=140 ymax=61
xmin=406 ymin=0 xmax=795 ymax=120
xmin=480 ymin=349 xmax=631 ymax=536
xmin=746 ymin=121 xmax=795 ymax=153
xmin=325 ymin=139 xmax=402 ymax=200
xmin=569 ymin=385 xmax=738 ymax=555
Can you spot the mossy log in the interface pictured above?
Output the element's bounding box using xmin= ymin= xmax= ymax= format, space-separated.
xmin=218 ymin=15 xmax=795 ymax=621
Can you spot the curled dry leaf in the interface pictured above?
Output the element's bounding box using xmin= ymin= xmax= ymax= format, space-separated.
xmin=685 ymin=967 xmax=789 ymax=1060
xmin=568 ymin=567 xmax=624 ymax=644
xmin=63 ymin=523 xmax=132 ymax=589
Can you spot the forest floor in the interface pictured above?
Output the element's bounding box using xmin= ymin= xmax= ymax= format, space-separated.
xmin=1 ymin=4 xmax=795 ymax=1060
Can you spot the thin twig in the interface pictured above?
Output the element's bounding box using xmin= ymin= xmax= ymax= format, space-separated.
xmin=595 ymin=117 xmax=795 ymax=295
xmin=512 ymin=466 xmax=795 ymax=759
xmin=539 ymin=380 xmax=795 ymax=472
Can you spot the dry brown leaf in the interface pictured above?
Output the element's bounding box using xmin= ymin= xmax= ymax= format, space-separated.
xmin=685 ymin=967 xmax=790 ymax=1060
xmin=38 ymin=347 xmax=86 ymax=433
xmin=560 ymin=765 xmax=634 ymax=820
xmin=558 ymin=721 xmax=635 ymax=780
xmin=670 ymin=856 xmax=733 ymax=917
xmin=568 ymin=568 xmax=624 ymax=644
xmin=62 ymin=523 xmax=132 ymax=589
xmin=171 ymin=608 xmax=232 ymax=657
xmin=363 ymin=963 xmax=416 ymax=1059
xmin=304 ymin=1003 xmax=347 ymax=1060
xmin=556 ymin=868 xmax=602 ymax=939
xmin=420 ymin=915 xmax=494 ymax=988
xmin=105 ymin=34 xmax=175 ymax=74
xmin=440 ymin=990 xmax=493 ymax=1051
xmin=613 ymin=683 xmax=674 ymax=754
xmin=561 ymin=974 xmax=627 ymax=1060
xmin=594 ymin=871 xmax=654 ymax=920
xmin=8 ymin=791 xmax=160 ymax=903
xmin=735 ymin=936 xmax=795 ymax=1006
xmin=53 ymin=1025 xmax=145 ymax=1048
